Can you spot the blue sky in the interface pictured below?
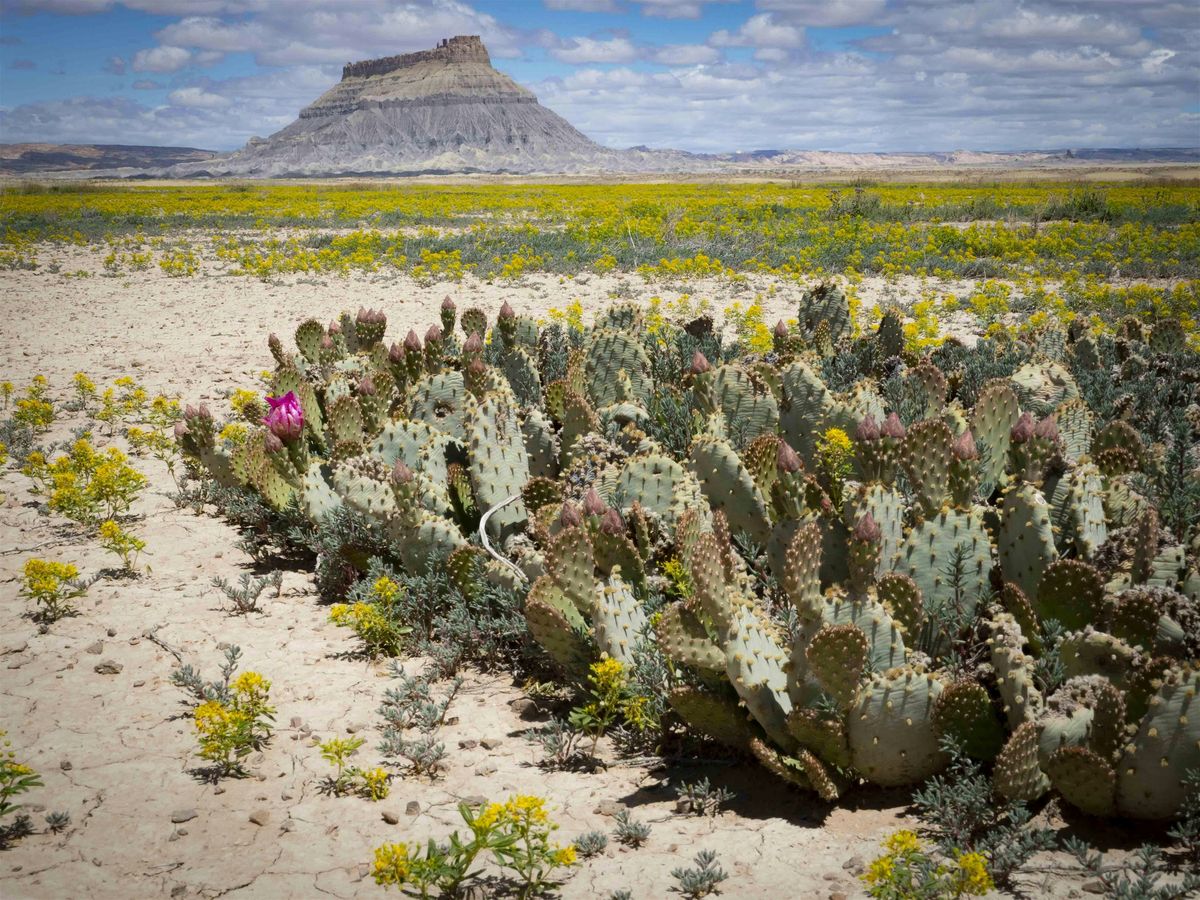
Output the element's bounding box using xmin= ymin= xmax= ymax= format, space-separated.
xmin=0 ymin=1 xmax=1196 ymax=153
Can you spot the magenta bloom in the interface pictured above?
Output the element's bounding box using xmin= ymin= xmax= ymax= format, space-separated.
xmin=263 ymin=391 xmax=304 ymax=441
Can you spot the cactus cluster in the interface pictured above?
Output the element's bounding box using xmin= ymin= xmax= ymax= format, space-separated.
xmin=180 ymin=293 xmax=1200 ymax=821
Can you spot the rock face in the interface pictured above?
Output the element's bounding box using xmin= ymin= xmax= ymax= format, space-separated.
xmin=186 ymin=35 xmax=630 ymax=176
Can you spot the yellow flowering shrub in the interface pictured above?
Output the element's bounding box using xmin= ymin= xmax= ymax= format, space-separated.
xmin=98 ymin=519 xmax=146 ymax=571
xmin=329 ymin=575 xmax=411 ymax=657
xmin=13 ymin=376 xmax=54 ymax=433
xmin=1 ymin=730 xmax=43 ymax=827
xmin=817 ymin=427 xmax=855 ymax=507
xmin=569 ymin=656 xmax=656 ymax=753
xmin=23 ymin=437 xmax=147 ymax=525
xmin=20 ymin=558 xmax=87 ymax=623
xmin=192 ymin=671 xmax=274 ymax=777
xmin=863 ymin=829 xmax=995 ymax=899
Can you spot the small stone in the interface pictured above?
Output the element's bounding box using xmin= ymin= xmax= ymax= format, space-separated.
xmin=842 ymin=856 xmax=864 ymax=875
xmin=171 ymin=884 xmax=186 ymax=897
xmin=1082 ymin=881 xmax=1106 ymax=895
xmin=830 ymin=892 xmax=849 ymax=900
xmin=462 ymin=795 xmax=487 ymax=808
xmin=168 ymin=831 xmax=181 ymax=842
xmin=106 ymin=628 xmax=117 ymax=637
xmin=85 ymin=641 xmax=104 ymax=655
xmin=177 ymin=828 xmax=188 ymax=836
xmin=509 ymin=697 xmax=541 ymax=719
xmin=458 ymin=739 xmax=478 ymax=750
xmin=249 ymin=809 xmax=270 ymax=826
xmin=674 ymin=799 xmax=692 ymax=815
xmin=133 ymin=680 xmax=145 ymax=687
xmin=405 ymin=801 xmax=420 ymax=816
xmin=594 ymin=800 xmax=624 ymax=817
xmin=289 ymin=716 xmax=303 ymax=728
xmin=281 ymin=819 xmax=296 ymax=833
xmin=480 ymin=738 xmax=503 ymax=750
xmin=382 ymin=810 xmax=400 ymax=825
xmin=474 ymin=762 xmax=497 ymax=776
xmin=94 ymin=660 xmax=123 ymax=675
xmin=281 ymin=791 xmax=292 ymax=801
xmin=213 ymin=786 xmax=225 ymax=795
xmin=171 ymin=808 xmax=197 ymax=824
xmin=346 ymin=722 xmax=367 ymax=734
xmin=60 ymin=760 xmax=72 ymax=771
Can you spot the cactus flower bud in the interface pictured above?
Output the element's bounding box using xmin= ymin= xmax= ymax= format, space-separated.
xmin=467 ymin=358 xmax=486 ymax=378
xmin=853 ymin=513 xmax=881 ymax=543
xmin=262 ymin=391 xmax=304 ymax=441
xmin=404 ymin=329 xmax=422 ymax=352
xmin=268 ymin=332 xmax=282 ymax=354
xmin=774 ymin=320 xmax=789 ymax=339
xmin=881 ymin=412 xmax=906 ymax=440
xmin=184 ymin=403 xmax=199 ymax=420
xmin=425 ymin=325 xmax=443 ymax=344
xmin=388 ymin=342 xmax=405 ymax=364
xmin=499 ymin=300 xmax=515 ymax=320
xmin=599 ymin=507 xmax=625 ymax=536
xmin=1011 ymin=412 xmax=1035 ymax=444
xmin=583 ymin=487 xmax=606 ymax=517
xmin=1033 ymin=414 xmax=1059 ymax=442
xmin=777 ymin=440 xmax=802 ymax=474
xmin=263 ymin=430 xmax=284 ymax=454
xmin=328 ymin=321 xmax=341 ymax=335
xmin=173 ymin=420 xmax=190 ymax=439
xmin=357 ymin=375 xmax=376 ymax=396
xmin=856 ymin=414 xmax=881 ymax=442
xmin=463 ymin=332 xmax=484 ymax=354
xmin=953 ymin=430 xmax=978 ymax=460
xmin=391 ymin=461 xmax=414 ymax=485
xmin=441 ymin=296 xmax=455 ymax=313
xmin=320 ymin=334 xmax=334 ymax=350
xmin=690 ymin=350 xmax=711 ymax=375
xmin=198 ymin=403 xmax=213 ymax=422
xmin=559 ymin=502 xmax=583 ymax=529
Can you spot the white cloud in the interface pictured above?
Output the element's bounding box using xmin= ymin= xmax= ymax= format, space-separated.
xmin=131 ymin=45 xmax=193 ymax=73
xmin=102 ymin=54 xmax=125 ymax=74
xmin=167 ymin=85 xmax=231 ymax=108
xmin=711 ymin=13 xmax=804 ymax=49
xmin=754 ymin=0 xmax=885 ymax=27
xmin=550 ymin=36 xmax=638 ymax=64
xmin=542 ymin=0 xmax=618 ymax=11
xmin=651 ymin=43 xmax=719 ymax=66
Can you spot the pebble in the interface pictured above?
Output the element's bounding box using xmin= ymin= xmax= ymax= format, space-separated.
xmin=1082 ymin=881 xmax=1106 ymax=894
xmin=474 ymin=762 xmax=497 ymax=776
xmin=458 ymin=739 xmax=478 ymax=750
xmin=382 ymin=810 xmax=400 ymax=825
xmin=594 ymin=800 xmax=624 ymax=817
xmin=281 ymin=819 xmax=296 ymax=833
xmin=405 ymin=801 xmax=420 ymax=816
xmin=248 ymin=809 xmax=270 ymax=826
xmin=842 ymin=856 xmax=864 ymax=875
xmin=289 ymin=716 xmax=303 ymax=728
xmin=508 ymin=698 xmax=541 ymax=719
xmin=85 ymin=641 xmax=104 ymax=655
xmin=829 ymin=892 xmax=848 ymax=900
xmin=60 ymin=760 xmax=72 ymax=771
xmin=480 ymin=738 xmax=503 ymax=750
xmin=462 ymin=795 xmax=487 ymax=808
xmin=171 ymin=808 xmax=197 ymax=824
xmin=346 ymin=722 xmax=367 ymax=734
xmin=94 ymin=660 xmax=123 ymax=675
xmin=281 ymin=791 xmax=292 ymax=801
xmin=106 ymin=628 xmax=117 ymax=637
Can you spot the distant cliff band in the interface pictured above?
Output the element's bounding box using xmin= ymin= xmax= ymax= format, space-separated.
xmin=341 ymin=36 xmax=490 ymax=80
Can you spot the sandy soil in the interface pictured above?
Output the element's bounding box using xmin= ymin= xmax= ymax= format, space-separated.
xmin=0 ymin=254 xmax=1152 ymax=898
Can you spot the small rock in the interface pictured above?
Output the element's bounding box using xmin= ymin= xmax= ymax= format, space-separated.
xmin=60 ymin=760 xmax=72 ymax=771
xmin=458 ymin=739 xmax=478 ymax=750
xmin=674 ymin=799 xmax=692 ymax=815
xmin=594 ymin=800 xmax=624 ymax=817
xmin=1082 ymin=881 xmax=1106 ymax=895
xmin=168 ymin=831 xmax=181 ymax=842
xmin=170 ymin=884 xmax=186 ymax=897
xmin=830 ymin=892 xmax=848 ymax=900
xmin=281 ymin=791 xmax=292 ymax=801
xmin=289 ymin=716 xmax=303 ymax=728
xmin=248 ymin=810 xmax=270 ymax=826
xmin=842 ymin=856 xmax=864 ymax=875
xmin=133 ymin=680 xmax=145 ymax=688
xmin=474 ymin=762 xmax=497 ymax=776
xmin=85 ymin=641 xmax=104 ymax=655
xmin=281 ymin=819 xmax=296 ymax=833
xmin=106 ymin=628 xmax=117 ymax=637
xmin=171 ymin=808 xmax=197 ymax=824
xmin=480 ymin=738 xmax=503 ymax=750
xmin=445 ymin=716 xmax=459 ymax=726
xmin=213 ymin=786 xmax=225 ymax=795
xmin=177 ymin=828 xmax=188 ymax=836
xmin=509 ymin=698 xmax=541 ymax=720
xmin=462 ymin=795 xmax=487 ymax=808
xmin=405 ymin=801 xmax=420 ymax=816
xmin=346 ymin=722 xmax=367 ymax=734
xmin=381 ymin=810 xmax=400 ymax=825
xmin=94 ymin=660 xmax=123 ymax=675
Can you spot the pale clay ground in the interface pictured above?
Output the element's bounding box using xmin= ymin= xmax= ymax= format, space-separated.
xmin=0 ymin=247 xmax=1160 ymax=898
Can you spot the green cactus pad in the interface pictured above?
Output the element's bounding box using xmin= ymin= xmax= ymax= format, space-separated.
xmin=1035 ymin=559 xmax=1104 ymax=631
xmin=806 ymin=623 xmax=869 ymax=708
xmin=656 ymin=601 xmax=724 ymax=672
xmin=1011 ymin=360 xmax=1079 ymax=416
xmin=667 ymin=686 xmax=757 ymax=753
xmin=895 ymin=507 xmax=992 ymax=625
xmin=786 ymin=708 xmax=851 ymax=770
xmin=998 ymin=483 xmax=1058 ymax=598
xmin=688 ymin=435 xmax=772 ymax=545
xmin=971 ymin=379 xmax=1020 ymax=490
xmin=1116 ymin=668 xmax=1200 ymax=819
xmin=591 ymin=574 xmax=648 ymax=666
xmin=993 ymin=721 xmax=1050 ymax=802
xmin=848 ymin=668 xmax=947 ymax=787
xmin=932 ymin=680 xmax=1005 ymax=761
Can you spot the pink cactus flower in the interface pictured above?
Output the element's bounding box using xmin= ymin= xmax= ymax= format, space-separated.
xmin=262 ymin=391 xmax=304 ymax=441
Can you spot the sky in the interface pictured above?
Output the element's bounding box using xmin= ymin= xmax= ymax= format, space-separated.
xmin=0 ymin=0 xmax=1196 ymax=154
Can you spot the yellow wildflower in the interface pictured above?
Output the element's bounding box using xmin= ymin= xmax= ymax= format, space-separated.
xmin=372 ymin=842 xmax=412 ymax=887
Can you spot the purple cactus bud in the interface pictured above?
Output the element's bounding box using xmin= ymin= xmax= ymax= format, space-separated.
xmin=320 ymin=335 xmax=334 ymax=350
xmin=953 ymin=430 xmax=979 ymax=460
xmin=599 ymin=507 xmax=625 ymax=536
xmin=391 ymin=461 xmax=414 ymax=485
xmin=777 ymin=440 xmax=802 ymax=474
xmin=388 ymin=342 xmax=405 ymax=364
xmin=499 ymin=300 xmax=515 ymax=320
xmin=463 ymin=332 xmax=484 ymax=354
xmin=262 ymin=391 xmax=304 ymax=441
xmin=268 ymin=332 xmax=282 ymax=353
xmin=583 ymin=487 xmax=606 ymax=517
xmin=328 ymin=321 xmax=342 ymax=335
xmin=404 ymin=329 xmax=422 ymax=352
xmin=425 ymin=325 xmax=443 ymax=344
xmin=1011 ymin=412 xmax=1035 ymax=444
xmin=356 ymin=307 xmax=367 ymax=322
xmin=1034 ymin=414 xmax=1059 ymax=442
xmin=184 ymin=403 xmax=198 ymax=420
xmin=854 ymin=513 xmax=881 ymax=543
xmin=690 ymin=350 xmax=711 ymax=375
xmin=263 ymin=430 xmax=284 ymax=454
xmin=173 ymin=420 xmax=189 ymax=439
xmin=881 ymin=412 xmax=905 ymax=440
xmin=357 ymin=375 xmax=376 ymax=396
xmin=856 ymin=414 xmax=881 ymax=442
xmin=559 ymin=502 xmax=583 ymax=529
xmin=774 ymin=320 xmax=789 ymax=339
xmin=442 ymin=296 xmax=455 ymax=312
xmin=198 ymin=403 xmax=213 ymax=422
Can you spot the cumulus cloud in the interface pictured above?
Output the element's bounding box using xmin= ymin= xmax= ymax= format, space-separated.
xmin=711 ymin=13 xmax=804 ymax=49
xmin=550 ymin=36 xmax=638 ymax=64
xmin=650 ymin=43 xmax=719 ymax=66
xmin=167 ymin=85 xmax=231 ymax=108
xmin=131 ymin=45 xmax=193 ymax=73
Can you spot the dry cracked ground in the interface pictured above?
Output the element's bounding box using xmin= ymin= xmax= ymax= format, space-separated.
xmin=0 ymin=250 xmax=1153 ymax=898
